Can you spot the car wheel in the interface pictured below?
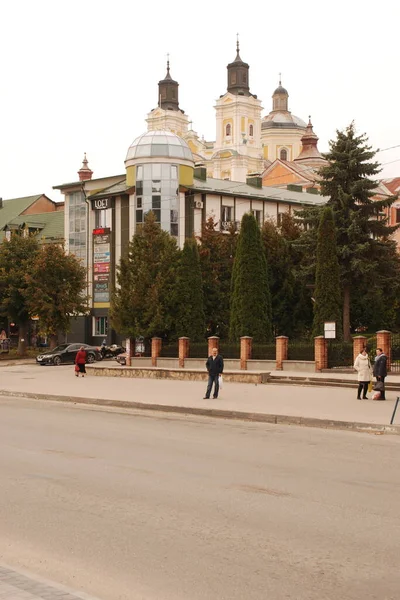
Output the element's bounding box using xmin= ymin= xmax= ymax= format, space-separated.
xmin=87 ymin=353 xmax=95 ymax=364
xmin=53 ymin=356 xmax=61 ymax=366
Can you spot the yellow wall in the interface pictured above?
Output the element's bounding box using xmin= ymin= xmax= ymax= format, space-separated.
xmin=179 ymin=165 xmax=194 ymax=186
xmin=126 ymin=166 xmax=136 ymax=187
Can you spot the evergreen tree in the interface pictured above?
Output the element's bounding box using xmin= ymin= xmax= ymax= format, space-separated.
xmin=0 ymin=233 xmax=40 ymax=355
xmin=24 ymin=244 xmax=88 ymax=349
xmin=198 ymin=218 xmax=236 ymax=338
xmin=297 ymin=123 xmax=399 ymax=340
xmin=110 ymin=212 xmax=179 ymax=340
xmin=262 ymin=219 xmax=296 ymax=336
xmin=312 ymin=206 xmax=342 ymax=337
xmin=174 ymin=238 xmax=205 ymax=340
xmin=229 ymin=213 xmax=272 ymax=342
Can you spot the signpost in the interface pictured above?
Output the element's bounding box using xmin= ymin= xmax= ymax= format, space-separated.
xmin=324 ymin=322 xmax=336 ymax=339
xmin=93 ymin=227 xmax=111 ymax=304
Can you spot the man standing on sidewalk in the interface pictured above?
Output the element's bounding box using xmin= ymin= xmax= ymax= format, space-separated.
xmin=373 ymin=348 xmax=387 ymax=400
xmin=204 ymin=347 xmax=224 ymax=399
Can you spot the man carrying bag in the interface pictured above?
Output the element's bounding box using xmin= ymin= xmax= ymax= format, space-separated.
xmin=204 ymin=347 xmax=224 ymax=399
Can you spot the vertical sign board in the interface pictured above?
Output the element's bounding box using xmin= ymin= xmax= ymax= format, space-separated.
xmin=93 ymin=227 xmax=111 ymax=304
xmin=324 ymin=322 xmax=336 ymax=339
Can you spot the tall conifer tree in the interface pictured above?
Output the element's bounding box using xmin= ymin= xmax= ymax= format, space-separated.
xmin=312 ymin=206 xmax=342 ymax=337
xmin=229 ymin=213 xmax=272 ymax=342
xmin=175 ymin=238 xmax=205 ymax=341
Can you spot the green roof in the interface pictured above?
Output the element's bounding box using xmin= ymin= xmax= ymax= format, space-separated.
xmin=0 ymin=211 xmax=64 ymax=244
xmin=0 ymin=195 xmax=44 ymax=230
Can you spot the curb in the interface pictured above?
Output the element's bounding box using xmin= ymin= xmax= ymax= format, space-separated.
xmin=1 ymin=389 xmax=399 ymax=436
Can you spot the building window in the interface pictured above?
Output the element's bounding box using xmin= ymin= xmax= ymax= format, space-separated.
xmin=396 ymin=208 xmax=400 ymax=223
xmin=68 ymin=191 xmax=87 ymax=266
xmin=252 ymin=209 xmax=262 ymax=225
xmin=221 ymin=206 xmax=233 ymax=224
xmin=280 ymin=148 xmax=288 ymax=161
xmin=249 ymin=124 xmax=254 ymax=137
xmin=95 ymin=209 xmax=112 ymax=229
xmin=93 ymin=316 xmax=108 ymax=337
xmin=226 ymin=123 xmax=231 ymax=137
xmin=135 ymin=163 xmax=179 ymax=237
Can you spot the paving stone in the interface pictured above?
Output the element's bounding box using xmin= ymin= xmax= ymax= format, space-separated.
xmin=0 ymin=564 xmax=101 ymax=600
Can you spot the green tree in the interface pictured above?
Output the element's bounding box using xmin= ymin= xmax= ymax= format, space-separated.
xmin=25 ymin=243 xmax=88 ymax=349
xmin=312 ymin=206 xmax=342 ymax=337
xmin=230 ymin=213 xmax=272 ymax=342
xmin=320 ymin=123 xmax=398 ymax=339
xmin=262 ymin=219 xmax=296 ymax=336
xmin=174 ymin=238 xmax=205 ymax=340
xmin=0 ymin=233 xmax=40 ymax=355
xmin=198 ymin=218 xmax=237 ymax=338
xmin=110 ymin=212 xmax=179 ymax=340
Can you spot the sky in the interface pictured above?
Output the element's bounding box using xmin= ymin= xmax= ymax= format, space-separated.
xmin=1 ymin=0 xmax=399 ymax=203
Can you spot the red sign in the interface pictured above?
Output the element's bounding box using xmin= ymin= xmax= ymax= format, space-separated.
xmin=92 ymin=227 xmax=110 ymax=235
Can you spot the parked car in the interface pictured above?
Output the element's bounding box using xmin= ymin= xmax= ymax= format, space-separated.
xmin=36 ymin=343 xmax=102 ymax=366
xmin=115 ymin=352 xmax=127 ymax=366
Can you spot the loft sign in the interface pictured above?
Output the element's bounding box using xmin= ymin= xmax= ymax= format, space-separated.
xmin=91 ymin=197 xmax=114 ymax=210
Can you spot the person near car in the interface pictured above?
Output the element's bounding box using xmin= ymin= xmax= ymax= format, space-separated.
xmin=373 ymin=347 xmax=387 ymax=400
xmin=353 ymin=348 xmax=372 ymax=400
xmin=75 ymin=346 xmax=87 ymax=377
xmin=203 ymin=347 xmax=224 ymax=399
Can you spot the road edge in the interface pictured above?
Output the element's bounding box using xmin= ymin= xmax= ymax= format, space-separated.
xmin=0 ymin=389 xmax=399 ymax=436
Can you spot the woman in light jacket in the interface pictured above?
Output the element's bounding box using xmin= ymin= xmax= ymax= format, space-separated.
xmin=354 ymin=348 xmax=372 ymax=400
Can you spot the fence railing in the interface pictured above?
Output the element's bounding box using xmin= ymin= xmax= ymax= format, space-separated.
xmin=252 ymin=343 xmax=276 ymax=360
xmin=327 ymin=341 xmax=354 ymax=368
xmin=287 ymin=341 xmax=314 ymax=362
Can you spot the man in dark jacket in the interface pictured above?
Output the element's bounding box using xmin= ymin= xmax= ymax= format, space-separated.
xmin=373 ymin=348 xmax=387 ymax=400
xmin=204 ymin=347 xmax=224 ymax=399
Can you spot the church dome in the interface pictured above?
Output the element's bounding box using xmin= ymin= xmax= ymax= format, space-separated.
xmin=273 ymin=84 xmax=288 ymax=95
xmin=262 ymin=112 xmax=307 ymax=130
xmin=126 ymin=130 xmax=193 ymax=162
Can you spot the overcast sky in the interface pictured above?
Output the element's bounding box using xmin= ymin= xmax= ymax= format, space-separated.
xmin=1 ymin=0 xmax=398 ymax=203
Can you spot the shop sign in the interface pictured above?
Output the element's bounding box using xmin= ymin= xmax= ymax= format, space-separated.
xmin=91 ymin=198 xmax=114 ymax=210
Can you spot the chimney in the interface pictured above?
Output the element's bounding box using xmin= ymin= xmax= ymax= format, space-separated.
xmin=78 ymin=153 xmax=93 ymax=181
xmin=246 ymin=172 xmax=263 ymax=188
xmin=194 ymin=162 xmax=207 ymax=181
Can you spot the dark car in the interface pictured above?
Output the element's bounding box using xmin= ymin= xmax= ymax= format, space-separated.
xmin=36 ymin=343 xmax=101 ymax=366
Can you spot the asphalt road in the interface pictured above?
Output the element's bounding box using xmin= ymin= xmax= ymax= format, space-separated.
xmin=0 ymin=397 xmax=400 ymax=600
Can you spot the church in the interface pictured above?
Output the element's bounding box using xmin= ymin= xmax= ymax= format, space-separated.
xmin=146 ymin=39 xmax=326 ymax=183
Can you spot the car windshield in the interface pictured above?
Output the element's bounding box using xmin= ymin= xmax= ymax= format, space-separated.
xmin=51 ymin=344 xmax=70 ymax=352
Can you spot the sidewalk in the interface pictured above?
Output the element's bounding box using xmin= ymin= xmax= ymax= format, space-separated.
xmin=0 ymin=563 xmax=100 ymax=600
xmin=0 ymin=363 xmax=399 ymax=434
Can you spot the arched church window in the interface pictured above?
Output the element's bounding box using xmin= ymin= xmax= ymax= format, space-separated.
xmin=226 ymin=123 xmax=232 ymax=137
xmin=280 ymin=148 xmax=288 ymax=161
xmin=249 ymin=124 xmax=254 ymax=137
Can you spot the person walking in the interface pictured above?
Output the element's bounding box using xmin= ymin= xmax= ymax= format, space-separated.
xmin=373 ymin=348 xmax=387 ymax=400
xmin=203 ymin=347 xmax=224 ymax=399
xmin=75 ymin=346 xmax=87 ymax=378
xmin=353 ymin=348 xmax=372 ymax=400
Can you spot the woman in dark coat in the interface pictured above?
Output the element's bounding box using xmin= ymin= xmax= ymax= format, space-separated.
xmin=75 ymin=346 xmax=87 ymax=377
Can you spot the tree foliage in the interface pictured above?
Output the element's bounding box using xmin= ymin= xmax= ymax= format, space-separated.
xmin=25 ymin=243 xmax=88 ymax=348
xmin=198 ymin=218 xmax=236 ymax=338
xmin=0 ymin=234 xmax=40 ymax=354
xmin=230 ymin=213 xmax=272 ymax=342
xmin=110 ymin=212 xmax=179 ymax=340
xmin=312 ymin=206 xmax=342 ymax=337
xmin=174 ymin=238 xmax=205 ymax=341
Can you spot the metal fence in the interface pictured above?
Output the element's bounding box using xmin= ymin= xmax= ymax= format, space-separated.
xmin=287 ymin=341 xmax=314 ymax=362
xmin=219 ymin=343 xmax=241 ymax=359
xmin=252 ymin=343 xmax=276 ymax=360
xmin=159 ymin=342 xmax=179 ymax=358
xmin=327 ymin=341 xmax=354 ymax=368
xmin=189 ymin=342 xmax=209 ymax=358
xmin=391 ymin=334 xmax=400 ymax=372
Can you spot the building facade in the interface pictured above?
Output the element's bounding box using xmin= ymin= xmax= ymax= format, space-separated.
xmin=55 ymin=136 xmax=327 ymax=345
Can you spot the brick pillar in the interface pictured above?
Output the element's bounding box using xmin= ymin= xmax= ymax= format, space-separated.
xmin=353 ymin=336 xmax=367 ymax=364
xmin=276 ymin=336 xmax=288 ymax=371
xmin=377 ymin=330 xmax=391 ymax=371
xmin=125 ymin=337 xmax=133 ymax=367
xmin=179 ymin=337 xmax=190 ymax=368
xmin=240 ymin=336 xmax=252 ymax=370
xmin=314 ymin=336 xmax=328 ymax=372
xmin=151 ymin=337 xmax=162 ymax=367
xmin=208 ymin=336 xmax=220 ymax=356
